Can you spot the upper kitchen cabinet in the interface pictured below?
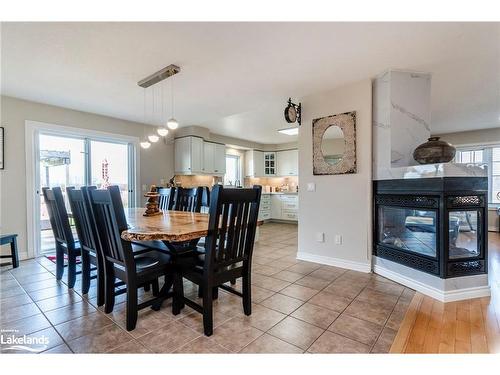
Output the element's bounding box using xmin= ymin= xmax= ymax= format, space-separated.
xmin=264 ymin=152 xmax=277 ymax=176
xmin=245 ymin=150 xmax=264 ymax=177
xmin=202 ymin=141 xmax=215 ymax=173
xmin=277 ymin=149 xmax=299 ymax=176
xmin=174 ymin=136 xmax=204 ymax=174
xmin=214 ymin=143 xmax=226 ymax=175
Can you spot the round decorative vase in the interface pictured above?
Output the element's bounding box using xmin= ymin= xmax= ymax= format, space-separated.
xmin=413 ymin=137 xmax=456 ymax=164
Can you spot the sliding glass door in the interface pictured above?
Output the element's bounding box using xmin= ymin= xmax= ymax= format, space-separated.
xmin=37 ymin=133 xmax=136 ymax=254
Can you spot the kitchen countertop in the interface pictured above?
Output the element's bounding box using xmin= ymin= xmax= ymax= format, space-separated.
xmin=262 ymin=192 xmax=298 ymax=195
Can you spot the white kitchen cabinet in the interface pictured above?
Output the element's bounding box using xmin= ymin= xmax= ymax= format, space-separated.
xmin=271 ymin=195 xmax=282 ymax=219
xmin=202 ymin=142 xmax=215 ymax=173
xmin=214 ymin=143 xmax=226 ymax=175
xmin=245 ymin=150 xmax=264 ymax=177
xmin=277 ymin=149 xmax=299 ymax=176
xmin=174 ymin=136 xmax=203 ymax=174
xmin=258 ymin=194 xmax=271 ymax=221
xmin=264 ymin=152 xmax=277 ymax=176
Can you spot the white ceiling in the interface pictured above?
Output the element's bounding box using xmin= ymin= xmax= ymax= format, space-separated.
xmin=1 ymin=22 xmax=498 ymax=144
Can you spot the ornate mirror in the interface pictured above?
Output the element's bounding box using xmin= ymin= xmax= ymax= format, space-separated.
xmin=313 ymin=111 xmax=356 ymax=175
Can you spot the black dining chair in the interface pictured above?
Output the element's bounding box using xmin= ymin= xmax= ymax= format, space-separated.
xmin=42 ymin=187 xmax=81 ymax=289
xmin=157 ymin=187 xmax=176 ymax=210
xmin=89 ymin=188 xmax=176 ymax=331
xmin=172 ymin=184 xmax=262 ymax=336
xmin=174 ymin=187 xmax=203 ymax=212
xmin=66 ymin=187 xmax=103 ymax=304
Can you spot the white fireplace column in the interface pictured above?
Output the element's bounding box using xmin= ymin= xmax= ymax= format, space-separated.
xmin=373 ymin=70 xmax=431 ymax=180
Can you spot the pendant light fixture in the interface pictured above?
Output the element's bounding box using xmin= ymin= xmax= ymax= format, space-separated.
xmin=140 ymin=89 xmax=151 ymax=149
xmin=137 ymin=64 xmax=180 ymax=146
xmin=167 ymin=73 xmax=179 ymax=130
xmin=157 ymin=81 xmax=169 ymax=137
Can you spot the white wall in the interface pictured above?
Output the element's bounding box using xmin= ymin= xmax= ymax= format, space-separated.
xmin=0 ymin=96 xmax=174 ymax=260
xmin=298 ymin=79 xmax=373 ymax=272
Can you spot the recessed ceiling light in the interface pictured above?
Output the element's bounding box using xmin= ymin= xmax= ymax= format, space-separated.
xmin=278 ymin=127 xmax=299 ymax=136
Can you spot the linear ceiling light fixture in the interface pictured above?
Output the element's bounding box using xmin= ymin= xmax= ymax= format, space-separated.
xmin=138 ymin=64 xmax=181 ymax=148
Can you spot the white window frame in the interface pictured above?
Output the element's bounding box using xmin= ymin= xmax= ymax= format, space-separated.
xmin=455 ymin=142 xmax=500 ymax=207
xmin=224 ymin=154 xmax=241 ymax=186
xmin=25 ymin=120 xmax=140 ymax=258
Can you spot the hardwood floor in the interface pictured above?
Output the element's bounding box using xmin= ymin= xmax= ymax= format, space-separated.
xmin=391 ymin=231 xmax=500 ymax=353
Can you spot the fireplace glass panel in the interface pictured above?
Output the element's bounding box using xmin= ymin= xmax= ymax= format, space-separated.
xmin=449 ymin=210 xmax=479 ymax=259
xmin=377 ymin=206 xmax=437 ymax=257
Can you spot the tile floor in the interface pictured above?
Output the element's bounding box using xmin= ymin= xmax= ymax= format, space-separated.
xmin=0 ymin=222 xmax=414 ymax=354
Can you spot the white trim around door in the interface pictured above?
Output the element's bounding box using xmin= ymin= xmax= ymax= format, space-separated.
xmin=25 ymin=120 xmax=141 ymax=258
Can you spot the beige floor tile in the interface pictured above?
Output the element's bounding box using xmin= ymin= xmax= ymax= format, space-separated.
xmin=22 ymin=278 xmax=64 ymax=293
xmin=35 ymin=291 xmax=82 ymax=312
xmin=15 ymin=272 xmax=56 ymax=285
xmin=108 ymin=304 xmax=174 ymax=338
xmin=107 ymin=340 xmax=152 ymax=353
xmin=44 ymin=300 xmax=97 ymax=326
xmin=68 ymin=324 xmax=133 ymax=353
xmin=55 ymin=310 xmax=114 ymax=341
xmin=343 ymin=299 xmax=393 ymax=326
xmin=27 ymin=284 xmax=69 ymax=302
xmin=253 ymin=265 xmax=282 ymax=276
xmin=211 ymin=317 xmax=264 ymax=352
xmin=286 ymin=262 xmax=321 ymax=275
xmin=137 ymin=320 xmax=200 ymax=353
xmin=260 ymin=293 xmax=304 ymax=314
xmin=371 ymin=327 xmax=397 ymax=353
xmin=251 ymin=275 xmax=291 ymax=292
xmin=272 ymin=270 xmax=304 ymax=283
xmin=240 ymin=333 xmax=303 ymax=353
xmin=356 ymin=288 xmax=400 ymax=309
xmin=0 ymin=285 xmax=27 ymax=299
xmin=251 ymin=285 xmax=276 ymax=303
xmin=308 ymin=331 xmax=370 ymax=353
xmin=242 ymin=304 xmax=286 ymax=331
xmin=178 ymin=309 xmax=233 ymax=334
xmin=294 ymin=275 xmax=331 ymax=290
xmin=267 ymin=316 xmax=324 ymax=350
xmin=308 ymin=267 xmax=346 ymax=281
xmin=279 ymin=284 xmax=318 ymax=301
xmin=2 ymin=313 xmax=51 ymax=336
xmin=0 ymin=292 xmax=33 ymax=308
xmin=291 ymin=303 xmax=340 ymax=329
xmin=41 ymin=343 xmax=73 ymax=354
xmin=386 ymin=298 xmax=411 ymax=331
xmin=174 ymin=336 xmax=231 ymax=353
xmin=328 ymin=313 xmax=383 ymax=346
xmin=308 ymin=291 xmax=353 ymax=313
xmin=1 ymin=302 xmax=41 ymax=324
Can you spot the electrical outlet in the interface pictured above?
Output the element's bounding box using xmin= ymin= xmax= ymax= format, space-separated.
xmin=142 ymin=184 xmax=148 ymax=192
xmin=160 ymin=179 xmax=165 ymax=185
xmin=335 ymin=235 xmax=342 ymax=245
xmin=307 ymin=183 xmax=316 ymax=192
xmin=316 ymin=232 xmax=325 ymax=243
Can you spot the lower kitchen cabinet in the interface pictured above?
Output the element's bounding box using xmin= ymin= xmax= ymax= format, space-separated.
xmin=269 ymin=194 xmax=298 ymax=222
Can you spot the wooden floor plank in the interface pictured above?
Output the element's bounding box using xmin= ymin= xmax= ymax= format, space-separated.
xmin=392 ymin=232 xmax=500 ymax=354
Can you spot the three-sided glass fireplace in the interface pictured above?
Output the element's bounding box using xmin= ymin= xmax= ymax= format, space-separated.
xmin=374 ymin=177 xmax=488 ymax=278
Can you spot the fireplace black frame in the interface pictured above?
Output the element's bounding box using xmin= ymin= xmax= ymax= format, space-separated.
xmin=373 ymin=177 xmax=488 ymax=279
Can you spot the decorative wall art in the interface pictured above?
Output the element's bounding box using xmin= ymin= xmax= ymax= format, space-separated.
xmin=312 ymin=111 xmax=356 ymax=175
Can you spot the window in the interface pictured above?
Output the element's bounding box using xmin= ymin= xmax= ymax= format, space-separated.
xmin=455 ymin=146 xmax=500 ymax=204
xmin=224 ymin=154 xmax=241 ymax=186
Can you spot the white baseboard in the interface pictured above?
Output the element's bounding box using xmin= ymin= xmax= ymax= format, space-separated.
xmin=296 ymin=251 xmax=371 ymax=273
xmin=488 ymin=226 xmax=497 ymax=232
xmin=374 ymin=264 xmax=491 ymax=302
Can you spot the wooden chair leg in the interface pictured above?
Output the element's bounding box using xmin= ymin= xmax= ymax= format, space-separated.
xmin=55 ymin=244 xmax=64 ymax=281
xmin=81 ymin=251 xmax=91 ymax=295
xmin=10 ymin=237 xmax=19 ymax=269
xmin=212 ymin=286 xmax=219 ymax=300
xmin=126 ymin=281 xmax=138 ymax=331
xmin=96 ymin=262 xmax=105 ymax=307
xmin=104 ymin=266 xmax=115 ymax=314
xmin=172 ymin=273 xmax=184 ymax=315
xmin=152 ymin=279 xmax=159 ymax=296
xmin=202 ymin=286 xmax=214 ymax=336
xmin=198 ymin=285 xmax=203 ymax=298
xmin=242 ymin=273 xmax=251 ymax=316
xmin=67 ymin=252 xmax=77 ymax=289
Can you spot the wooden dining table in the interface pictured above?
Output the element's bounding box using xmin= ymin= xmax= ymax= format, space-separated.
xmin=122 ymin=208 xmax=210 ymax=245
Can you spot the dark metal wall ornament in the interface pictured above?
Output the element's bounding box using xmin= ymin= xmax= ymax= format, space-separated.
xmin=284 ymin=98 xmax=301 ymax=126
xmin=312 ymin=111 xmax=356 ymax=175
